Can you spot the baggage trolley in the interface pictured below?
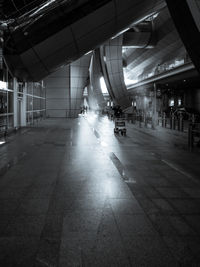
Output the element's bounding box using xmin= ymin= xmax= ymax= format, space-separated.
xmin=114 ymin=118 xmax=126 ymax=135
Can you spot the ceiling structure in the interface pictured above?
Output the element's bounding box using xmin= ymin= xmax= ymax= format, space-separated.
xmin=1 ymin=0 xmax=165 ymax=81
xmin=1 ymin=0 xmax=200 ymax=111
xmin=122 ymin=7 xmax=189 ymax=89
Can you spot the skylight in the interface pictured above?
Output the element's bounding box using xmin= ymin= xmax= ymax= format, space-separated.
xmin=100 ymin=77 xmax=108 ymax=94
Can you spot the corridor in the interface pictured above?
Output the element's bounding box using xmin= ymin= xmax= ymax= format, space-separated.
xmin=0 ymin=114 xmax=200 ymax=266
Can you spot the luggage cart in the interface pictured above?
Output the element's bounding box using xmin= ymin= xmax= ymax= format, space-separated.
xmin=114 ymin=118 xmax=126 ymax=135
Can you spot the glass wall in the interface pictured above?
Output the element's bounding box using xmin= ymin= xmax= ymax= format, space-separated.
xmin=0 ymin=57 xmax=46 ymax=131
xmin=0 ymin=60 xmax=14 ymax=131
xmin=26 ymin=81 xmax=46 ymax=125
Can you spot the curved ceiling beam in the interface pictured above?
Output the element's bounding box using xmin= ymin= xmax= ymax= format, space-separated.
xmin=89 ymin=50 xmax=106 ymax=108
xmin=103 ymin=35 xmax=131 ymax=108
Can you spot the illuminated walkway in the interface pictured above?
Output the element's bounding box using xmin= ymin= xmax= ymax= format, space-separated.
xmin=0 ymin=115 xmax=200 ymax=266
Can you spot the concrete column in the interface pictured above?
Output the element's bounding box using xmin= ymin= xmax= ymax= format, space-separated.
xmin=152 ymin=83 xmax=158 ymax=130
xmin=21 ymin=83 xmax=27 ymax=127
xmin=13 ymin=77 xmax=18 ymax=128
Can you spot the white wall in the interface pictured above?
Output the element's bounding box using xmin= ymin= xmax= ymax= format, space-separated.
xmin=45 ymin=66 xmax=71 ymax=118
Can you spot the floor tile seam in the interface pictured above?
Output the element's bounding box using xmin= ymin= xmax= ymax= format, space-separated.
xmin=0 ymin=199 xmax=24 ymax=236
xmin=108 ymin=206 xmax=178 ymax=264
xmin=84 ymin=117 xmax=133 ymax=186
xmin=129 ymin=183 xmax=166 ymax=199
xmin=151 ymin=197 xmax=200 ymax=236
xmin=166 ymin=197 xmax=200 ymax=210
xmin=12 ymin=176 xmax=56 ymax=215
xmin=131 ymin=197 xmax=198 ymax=262
xmin=32 ymin=149 xmax=71 ymax=265
xmin=151 ymin=197 xmax=191 ymax=214
xmin=107 ymin=202 xmax=133 ymax=267
xmin=149 ymin=152 xmax=200 ymax=186
xmin=161 ymin=159 xmax=200 ymax=184
xmin=130 ymin=194 xmax=180 ymax=227
xmin=0 ymin=152 xmax=29 ymax=178
xmin=64 ymin=208 xmax=105 ymax=256
xmin=14 ymin=181 xmax=55 ymax=201
xmin=160 ymin=235 xmax=200 ymax=264
xmin=128 ymin=127 xmax=190 ymax=150
xmin=149 ymin=196 xmax=200 ymax=202
xmin=93 ymin=204 xmax=110 ymax=237
xmin=148 ymin=212 xmax=200 ymax=237
xmin=0 ymin=143 xmax=49 ymax=179
xmin=129 ymin=124 xmax=200 ymax=154
xmin=0 ymin=231 xmax=45 ymax=238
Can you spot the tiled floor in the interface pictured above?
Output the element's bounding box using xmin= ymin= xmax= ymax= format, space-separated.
xmin=0 ymin=114 xmax=200 ymax=266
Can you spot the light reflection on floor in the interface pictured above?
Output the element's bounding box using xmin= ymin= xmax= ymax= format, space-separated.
xmin=85 ymin=112 xmax=110 ymax=148
xmin=1 ymin=118 xmax=200 ymax=266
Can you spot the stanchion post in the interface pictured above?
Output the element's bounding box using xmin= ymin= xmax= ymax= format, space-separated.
xmin=144 ymin=112 xmax=147 ymax=127
xmin=139 ymin=111 xmax=142 ymax=128
xmin=172 ymin=113 xmax=175 ymax=130
xmin=179 ymin=113 xmax=183 ymax=132
xmin=170 ymin=115 xmax=172 ymax=129
xmin=188 ymin=123 xmax=194 ymax=151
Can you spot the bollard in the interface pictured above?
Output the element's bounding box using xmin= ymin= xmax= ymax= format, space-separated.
xmin=170 ymin=117 xmax=172 ymax=129
xmin=139 ymin=113 xmax=142 ymax=128
xmin=4 ymin=129 xmax=7 ymax=139
xmin=178 ymin=113 xmax=184 ymax=132
xmin=181 ymin=118 xmax=184 ymax=132
xmin=144 ymin=113 xmax=147 ymax=127
xmin=133 ymin=114 xmax=136 ymax=124
xmin=162 ymin=113 xmax=166 ymax=128
xmin=192 ymin=114 xmax=195 ymax=124
xmin=178 ymin=116 xmax=180 ymax=131
xmin=131 ymin=114 xmax=133 ymax=124
xmin=170 ymin=114 xmax=175 ymax=130
xmin=188 ymin=123 xmax=193 ymax=151
xmin=165 ymin=117 xmax=167 ymax=128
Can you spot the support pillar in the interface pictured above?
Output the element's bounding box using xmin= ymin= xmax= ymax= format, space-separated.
xmin=13 ymin=77 xmax=18 ymax=128
xmin=21 ymin=83 xmax=27 ymax=127
xmin=152 ymin=83 xmax=158 ymax=130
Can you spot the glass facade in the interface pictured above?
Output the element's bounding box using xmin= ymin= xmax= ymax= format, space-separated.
xmin=0 ymin=58 xmax=46 ymax=132
xmin=0 ymin=60 xmax=14 ymax=132
xmin=26 ymin=81 xmax=46 ymax=125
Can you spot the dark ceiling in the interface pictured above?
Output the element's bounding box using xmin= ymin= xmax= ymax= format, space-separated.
xmin=1 ymin=0 xmax=47 ymax=19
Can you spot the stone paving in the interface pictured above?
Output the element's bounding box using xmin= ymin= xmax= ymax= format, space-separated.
xmin=0 ymin=115 xmax=200 ymax=266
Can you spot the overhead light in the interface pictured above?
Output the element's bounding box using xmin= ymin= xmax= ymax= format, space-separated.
xmin=85 ymin=50 xmax=92 ymax=55
xmin=0 ymin=81 xmax=6 ymax=90
xmin=0 ymin=22 xmax=8 ymax=30
xmin=124 ymin=78 xmax=138 ymax=86
xmin=100 ymin=77 xmax=108 ymax=94
xmin=146 ymin=12 xmax=159 ymax=21
xmin=111 ymin=28 xmax=130 ymax=39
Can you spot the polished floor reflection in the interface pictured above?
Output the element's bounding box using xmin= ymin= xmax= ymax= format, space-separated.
xmin=0 ymin=115 xmax=200 ymax=266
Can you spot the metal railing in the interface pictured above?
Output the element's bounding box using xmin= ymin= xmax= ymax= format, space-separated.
xmin=188 ymin=123 xmax=200 ymax=151
xmin=124 ymin=112 xmax=153 ymax=128
xmin=108 ymin=109 xmax=200 ymax=151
